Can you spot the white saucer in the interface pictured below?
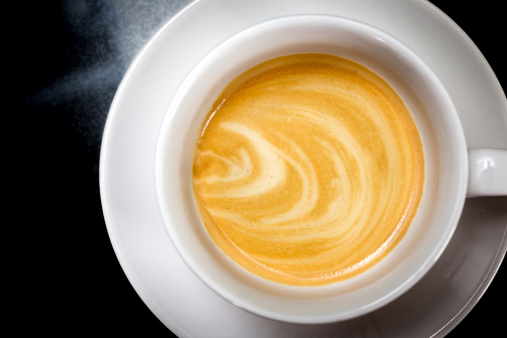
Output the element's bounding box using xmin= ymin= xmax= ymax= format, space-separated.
xmin=100 ymin=0 xmax=507 ymax=336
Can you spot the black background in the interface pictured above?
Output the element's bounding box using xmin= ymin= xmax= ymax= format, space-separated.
xmin=14 ymin=1 xmax=505 ymax=336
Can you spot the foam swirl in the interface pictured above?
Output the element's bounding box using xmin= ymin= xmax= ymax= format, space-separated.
xmin=192 ymin=53 xmax=424 ymax=286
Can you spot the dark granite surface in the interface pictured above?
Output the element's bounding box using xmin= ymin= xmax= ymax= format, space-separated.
xmin=15 ymin=1 xmax=505 ymax=336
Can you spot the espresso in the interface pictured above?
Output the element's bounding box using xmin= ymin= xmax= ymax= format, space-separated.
xmin=192 ymin=53 xmax=424 ymax=286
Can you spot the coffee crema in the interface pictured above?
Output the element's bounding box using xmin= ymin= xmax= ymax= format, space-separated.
xmin=192 ymin=53 xmax=424 ymax=286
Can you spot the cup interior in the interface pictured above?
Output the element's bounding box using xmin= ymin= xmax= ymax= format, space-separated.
xmin=155 ymin=15 xmax=468 ymax=323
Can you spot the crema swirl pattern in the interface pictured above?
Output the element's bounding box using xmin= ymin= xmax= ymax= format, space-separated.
xmin=192 ymin=53 xmax=424 ymax=286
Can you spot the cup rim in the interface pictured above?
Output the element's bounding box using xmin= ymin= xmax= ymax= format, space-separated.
xmin=154 ymin=14 xmax=468 ymax=324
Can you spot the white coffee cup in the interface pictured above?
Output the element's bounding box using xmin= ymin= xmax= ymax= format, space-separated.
xmin=155 ymin=15 xmax=507 ymax=324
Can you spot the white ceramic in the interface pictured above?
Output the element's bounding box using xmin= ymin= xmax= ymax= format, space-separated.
xmin=467 ymin=149 xmax=507 ymax=197
xmin=154 ymin=15 xmax=506 ymax=324
xmin=100 ymin=0 xmax=507 ymax=336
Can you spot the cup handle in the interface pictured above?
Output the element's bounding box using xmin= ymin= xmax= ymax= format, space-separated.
xmin=467 ymin=148 xmax=507 ymax=198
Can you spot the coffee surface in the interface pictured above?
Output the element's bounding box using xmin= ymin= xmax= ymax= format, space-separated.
xmin=192 ymin=53 xmax=424 ymax=286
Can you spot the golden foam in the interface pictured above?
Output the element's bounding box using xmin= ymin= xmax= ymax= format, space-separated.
xmin=192 ymin=53 xmax=424 ymax=286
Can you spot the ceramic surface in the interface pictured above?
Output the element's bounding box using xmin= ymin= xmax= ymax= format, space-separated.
xmin=100 ymin=0 xmax=507 ymax=336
